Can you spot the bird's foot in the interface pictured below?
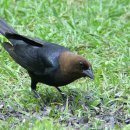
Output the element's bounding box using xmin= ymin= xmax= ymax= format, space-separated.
xmin=32 ymin=90 xmax=46 ymax=110
xmin=32 ymin=90 xmax=41 ymax=98
xmin=61 ymin=92 xmax=67 ymax=100
xmin=56 ymin=87 xmax=67 ymax=100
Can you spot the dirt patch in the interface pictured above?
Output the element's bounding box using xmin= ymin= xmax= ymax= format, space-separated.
xmin=0 ymin=89 xmax=129 ymax=129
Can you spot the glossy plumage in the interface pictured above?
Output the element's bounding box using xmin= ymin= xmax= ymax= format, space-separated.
xmin=0 ymin=18 xmax=94 ymax=96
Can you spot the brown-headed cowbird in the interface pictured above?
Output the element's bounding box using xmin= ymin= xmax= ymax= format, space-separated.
xmin=0 ymin=18 xmax=94 ymax=97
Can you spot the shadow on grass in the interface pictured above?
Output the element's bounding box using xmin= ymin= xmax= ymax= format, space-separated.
xmin=0 ymin=88 xmax=129 ymax=129
xmin=37 ymin=87 xmax=93 ymax=108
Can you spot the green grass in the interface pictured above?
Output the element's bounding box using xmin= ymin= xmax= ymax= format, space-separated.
xmin=0 ymin=0 xmax=130 ymax=129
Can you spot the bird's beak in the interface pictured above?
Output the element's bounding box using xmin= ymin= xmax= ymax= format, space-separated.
xmin=82 ymin=66 xmax=94 ymax=79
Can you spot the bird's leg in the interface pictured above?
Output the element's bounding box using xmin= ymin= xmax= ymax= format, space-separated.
xmin=56 ymin=87 xmax=62 ymax=93
xmin=56 ymin=87 xmax=67 ymax=99
xmin=31 ymin=79 xmax=39 ymax=98
xmin=32 ymin=89 xmax=41 ymax=99
xmin=28 ymin=72 xmax=40 ymax=98
xmin=31 ymin=79 xmax=46 ymax=109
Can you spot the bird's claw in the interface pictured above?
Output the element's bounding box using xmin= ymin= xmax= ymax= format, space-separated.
xmin=32 ymin=90 xmax=46 ymax=110
xmin=61 ymin=92 xmax=67 ymax=100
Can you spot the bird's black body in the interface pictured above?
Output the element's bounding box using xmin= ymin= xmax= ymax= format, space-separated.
xmin=10 ymin=41 xmax=69 ymax=86
xmin=0 ymin=18 xmax=94 ymax=96
xmin=4 ymin=34 xmax=70 ymax=87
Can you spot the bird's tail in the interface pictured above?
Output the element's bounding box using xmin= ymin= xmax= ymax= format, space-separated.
xmin=0 ymin=18 xmax=16 ymax=36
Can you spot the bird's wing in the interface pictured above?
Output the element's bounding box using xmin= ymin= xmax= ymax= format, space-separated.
xmin=3 ymin=42 xmax=58 ymax=75
xmin=5 ymin=32 xmax=44 ymax=47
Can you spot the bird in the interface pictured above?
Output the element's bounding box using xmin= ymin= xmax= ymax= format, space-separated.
xmin=0 ymin=18 xmax=94 ymax=98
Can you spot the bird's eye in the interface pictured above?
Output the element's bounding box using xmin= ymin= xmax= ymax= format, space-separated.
xmin=79 ymin=61 xmax=84 ymax=69
xmin=79 ymin=61 xmax=83 ymax=65
xmin=79 ymin=61 xmax=88 ymax=70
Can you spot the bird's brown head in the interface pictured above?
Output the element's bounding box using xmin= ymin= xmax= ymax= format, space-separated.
xmin=59 ymin=51 xmax=94 ymax=80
